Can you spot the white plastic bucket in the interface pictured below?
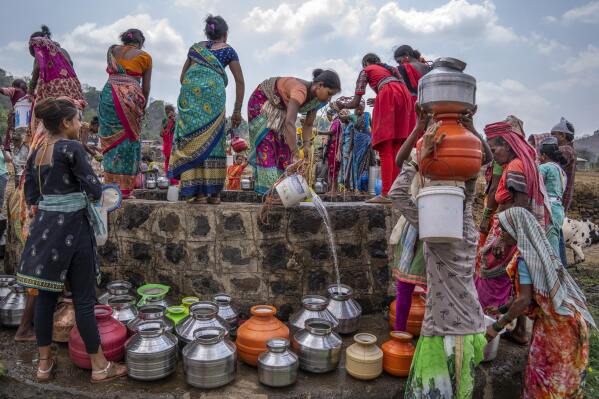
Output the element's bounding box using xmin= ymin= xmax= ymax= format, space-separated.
xmin=167 ymin=185 xmax=180 ymax=202
xmin=14 ymin=98 xmax=32 ymax=129
xmin=95 ymin=208 xmax=108 ymax=246
xmin=482 ymin=315 xmax=501 ymax=362
xmin=275 ymin=174 xmax=311 ymax=207
xmin=416 ymin=185 xmax=465 ymax=242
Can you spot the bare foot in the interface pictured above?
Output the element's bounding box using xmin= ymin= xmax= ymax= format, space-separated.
xmin=366 ymin=195 xmax=392 ymax=204
xmin=15 ymin=328 xmax=36 ymax=342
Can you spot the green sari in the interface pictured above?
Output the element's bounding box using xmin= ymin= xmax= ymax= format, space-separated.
xmin=168 ymin=42 xmax=227 ymax=197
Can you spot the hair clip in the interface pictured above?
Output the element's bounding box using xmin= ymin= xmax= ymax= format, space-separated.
xmin=209 ymin=23 xmax=215 ymax=30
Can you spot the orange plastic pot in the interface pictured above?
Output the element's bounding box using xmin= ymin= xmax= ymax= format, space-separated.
xmin=381 ymin=331 xmax=415 ymax=377
xmin=388 ymin=286 xmax=426 ymax=337
xmin=236 ymin=305 xmax=289 ymax=366
xmin=417 ymin=113 xmax=482 ymax=181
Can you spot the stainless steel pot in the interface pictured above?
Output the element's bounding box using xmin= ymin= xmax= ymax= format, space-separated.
xmin=157 ymin=177 xmax=169 ymax=189
xmin=289 ymin=295 xmax=339 ymax=334
xmin=240 ymin=177 xmax=254 ymax=191
xmin=258 ymin=338 xmax=298 ymax=387
xmin=98 ymin=280 xmax=133 ymax=305
xmin=326 ymin=284 xmax=362 ymax=334
xmin=126 ymin=321 xmax=178 ymax=381
xmin=213 ymin=293 xmax=238 ymax=337
xmin=182 ymin=326 xmax=237 ymax=389
xmin=143 ymin=295 xmax=174 ymax=309
xmin=0 ymin=275 xmax=16 ymax=301
xmin=127 ymin=304 xmax=174 ymax=335
xmin=0 ymin=284 xmax=27 ymax=327
xmin=107 ymin=295 xmax=138 ymax=325
xmin=418 ymin=57 xmax=476 ymax=114
xmin=314 ymin=179 xmax=328 ymax=195
xmin=292 ymin=318 xmax=342 ymax=373
xmin=146 ymin=179 xmax=157 ymax=189
xmin=176 ymin=301 xmax=228 ymax=347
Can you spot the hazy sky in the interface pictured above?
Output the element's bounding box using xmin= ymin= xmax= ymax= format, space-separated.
xmin=1 ymin=0 xmax=598 ymax=135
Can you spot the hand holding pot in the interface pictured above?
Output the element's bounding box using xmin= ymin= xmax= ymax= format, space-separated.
xmin=420 ymin=120 xmax=443 ymax=160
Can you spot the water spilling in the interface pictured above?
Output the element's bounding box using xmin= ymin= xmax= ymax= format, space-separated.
xmin=310 ymin=193 xmax=341 ymax=290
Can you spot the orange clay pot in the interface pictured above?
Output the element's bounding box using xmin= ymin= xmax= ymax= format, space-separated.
xmin=417 ymin=113 xmax=482 ymax=181
xmin=236 ymin=305 xmax=289 ymax=366
xmin=381 ymin=331 xmax=416 ymax=377
xmin=388 ymin=286 xmax=426 ymax=337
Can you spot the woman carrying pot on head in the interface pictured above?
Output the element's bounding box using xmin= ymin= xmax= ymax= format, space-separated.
xmin=335 ymin=53 xmax=415 ymax=203
xmin=487 ymin=207 xmax=594 ymax=399
xmin=391 ymin=108 xmax=492 ymax=398
xmin=17 ymin=98 xmax=126 ymax=383
xmin=393 ymin=45 xmax=431 ymax=103
xmin=98 ymin=28 xmax=152 ymax=199
xmin=475 ymin=120 xmax=551 ymax=346
xmin=248 ymin=69 xmax=341 ymax=195
xmin=169 ymin=15 xmax=245 ymax=204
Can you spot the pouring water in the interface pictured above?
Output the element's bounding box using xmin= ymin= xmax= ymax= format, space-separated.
xmin=310 ymin=192 xmax=341 ymax=290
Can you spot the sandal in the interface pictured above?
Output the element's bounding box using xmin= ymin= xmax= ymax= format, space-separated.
xmin=36 ymin=358 xmax=56 ymax=382
xmin=90 ymin=361 xmax=127 ymax=384
xmin=365 ymin=195 xmax=392 ymax=204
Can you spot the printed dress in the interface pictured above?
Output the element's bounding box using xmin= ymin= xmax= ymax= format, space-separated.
xmin=17 ymin=140 xmax=102 ymax=292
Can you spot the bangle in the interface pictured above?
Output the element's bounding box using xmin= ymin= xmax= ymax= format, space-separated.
xmin=498 ymin=304 xmax=509 ymax=314
xmin=492 ymin=322 xmax=503 ymax=333
xmin=483 ymin=207 xmax=493 ymax=218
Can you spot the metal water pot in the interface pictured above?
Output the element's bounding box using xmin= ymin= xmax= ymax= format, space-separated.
xmin=176 ymin=301 xmax=228 ymax=347
xmin=258 ymin=338 xmax=298 ymax=387
xmin=146 ymin=178 xmax=157 ymax=189
xmin=213 ymin=293 xmax=239 ymax=337
xmin=98 ymin=280 xmax=133 ymax=305
xmin=314 ymin=178 xmax=328 ymax=195
xmin=143 ymin=295 xmax=174 ymax=310
xmin=108 ymin=295 xmax=138 ymax=325
xmin=157 ymin=176 xmax=169 ymax=190
xmin=0 ymin=275 xmax=16 ymax=301
xmin=182 ymin=326 xmax=237 ymax=389
xmin=126 ymin=321 xmax=178 ymax=381
xmin=292 ymin=318 xmax=342 ymax=373
xmin=127 ymin=304 xmax=174 ymax=335
xmin=326 ymin=284 xmax=362 ymax=334
xmin=240 ymin=177 xmax=254 ymax=191
xmin=418 ymin=57 xmax=476 ymax=114
xmin=289 ymin=295 xmax=339 ymax=334
xmin=0 ymin=284 xmax=27 ymax=327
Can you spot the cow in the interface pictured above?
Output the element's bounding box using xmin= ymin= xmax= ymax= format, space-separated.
xmin=562 ymin=217 xmax=599 ymax=264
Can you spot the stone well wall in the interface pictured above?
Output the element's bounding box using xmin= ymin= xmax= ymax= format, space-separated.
xmin=95 ymin=199 xmax=396 ymax=318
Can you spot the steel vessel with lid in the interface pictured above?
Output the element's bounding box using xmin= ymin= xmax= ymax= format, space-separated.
xmin=126 ymin=321 xmax=178 ymax=381
xmin=175 ymin=301 xmax=228 ymax=347
xmin=289 ymin=295 xmax=339 ymax=334
xmin=258 ymin=338 xmax=299 ymax=387
xmin=0 ymin=284 xmax=27 ymax=327
xmin=417 ymin=57 xmax=476 ymax=114
xmin=98 ymin=280 xmax=133 ymax=305
xmin=292 ymin=318 xmax=342 ymax=373
xmin=182 ymin=326 xmax=237 ymax=388
xmin=326 ymin=284 xmax=362 ymax=334
xmin=107 ymin=295 xmax=138 ymax=325
xmin=127 ymin=304 xmax=174 ymax=335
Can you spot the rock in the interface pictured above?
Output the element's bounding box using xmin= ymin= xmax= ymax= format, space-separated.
xmin=192 ymin=215 xmax=211 ymax=236
xmin=158 ymin=212 xmax=180 ymax=232
xmin=131 ymin=242 xmax=152 ymax=261
xmin=165 ymin=243 xmax=186 ymax=264
xmin=122 ymin=203 xmax=151 ymax=229
xmin=231 ymin=276 xmax=261 ymax=291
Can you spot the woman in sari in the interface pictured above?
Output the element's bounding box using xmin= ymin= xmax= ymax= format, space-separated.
xmin=325 ymin=109 xmax=349 ymax=192
xmin=475 ymin=120 xmax=550 ymax=345
xmin=98 ymin=29 xmax=152 ymax=199
xmin=487 ymin=207 xmax=594 ymax=399
xmin=393 ymin=45 xmax=430 ymax=103
xmin=248 ymin=70 xmax=341 ymax=195
xmin=538 ymin=137 xmax=568 ymax=261
xmin=335 ymin=53 xmax=415 ymax=203
xmin=169 ymin=16 xmax=245 ymax=204
xmin=160 ymin=104 xmax=178 ymax=185
xmin=341 ymin=100 xmax=371 ymax=192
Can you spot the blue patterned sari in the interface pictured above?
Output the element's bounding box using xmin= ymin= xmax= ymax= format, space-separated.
xmin=169 ymin=43 xmax=228 ymax=197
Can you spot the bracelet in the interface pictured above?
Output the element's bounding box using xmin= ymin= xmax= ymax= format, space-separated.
xmin=483 ymin=207 xmax=493 ymax=218
xmin=492 ymin=322 xmax=503 ymax=333
xmin=498 ymin=304 xmax=509 ymax=314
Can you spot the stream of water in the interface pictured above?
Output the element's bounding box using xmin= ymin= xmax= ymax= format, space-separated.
xmin=310 ymin=193 xmax=341 ymax=290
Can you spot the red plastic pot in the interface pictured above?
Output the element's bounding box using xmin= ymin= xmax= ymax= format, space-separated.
xmin=68 ymin=305 xmax=127 ymax=369
xmin=231 ymin=137 xmax=248 ymax=153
